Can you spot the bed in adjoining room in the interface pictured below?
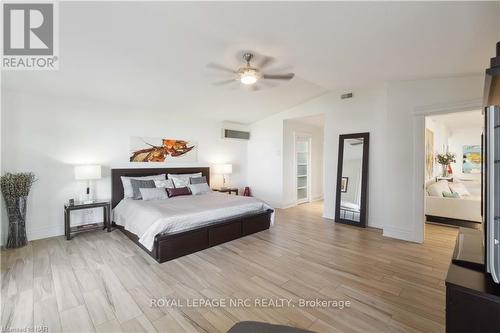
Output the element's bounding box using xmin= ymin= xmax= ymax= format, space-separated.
xmin=111 ymin=167 xmax=273 ymax=263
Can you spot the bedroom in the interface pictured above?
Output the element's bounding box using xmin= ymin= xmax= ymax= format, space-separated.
xmin=2 ymin=2 xmax=500 ymax=333
xmin=424 ymin=110 xmax=484 ymax=230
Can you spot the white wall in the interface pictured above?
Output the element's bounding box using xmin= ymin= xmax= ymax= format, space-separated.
xmin=449 ymin=126 xmax=482 ymax=181
xmin=247 ymin=116 xmax=284 ymax=208
xmin=386 ymin=75 xmax=484 ymax=242
xmin=282 ymin=119 xmax=324 ymax=207
xmin=248 ymin=87 xmax=387 ymax=229
xmin=1 ymin=91 xmax=248 ymax=243
xmin=247 ymin=98 xmax=327 ymax=208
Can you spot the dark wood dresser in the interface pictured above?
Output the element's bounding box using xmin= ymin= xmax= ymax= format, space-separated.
xmin=445 ymin=229 xmax=500 ymax=332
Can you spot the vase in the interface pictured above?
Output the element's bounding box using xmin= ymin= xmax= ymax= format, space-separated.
xmin=441 ymin=164 xmax=449 ymax=178
xmin=5 ymin=196 xmax=28 ymax=249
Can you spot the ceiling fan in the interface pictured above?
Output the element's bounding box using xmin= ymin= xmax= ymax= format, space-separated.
xmin=208 ymin=52 xmax=295 ymax=90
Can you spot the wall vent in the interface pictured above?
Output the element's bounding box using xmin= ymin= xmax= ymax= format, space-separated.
xmin=223 ymin=129 xmax=250 ymax=140
xmin=341 ymin=93 xmax=353 ymax=99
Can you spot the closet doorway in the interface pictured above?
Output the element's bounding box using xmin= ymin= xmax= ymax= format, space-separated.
xmin=295 ymin=134 xmax=312 ymax=204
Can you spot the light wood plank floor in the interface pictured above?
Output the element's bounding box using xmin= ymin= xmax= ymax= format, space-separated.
xmin=1 ymin=201 xmax=457 ymax=333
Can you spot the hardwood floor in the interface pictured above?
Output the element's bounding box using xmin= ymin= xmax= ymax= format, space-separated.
xmin=1 ymin=201 xmax=457 ymax=333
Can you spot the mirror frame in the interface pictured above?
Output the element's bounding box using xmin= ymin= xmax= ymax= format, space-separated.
xmin=335 ymin=132 xmax=370 ymax=228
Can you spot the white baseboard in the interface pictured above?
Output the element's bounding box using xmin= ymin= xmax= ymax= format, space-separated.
xmin=280 ymin=195 xmax=324 ymax=209
xmin=27 ymin=225 xmax=64 ymax=241
xmin=280 ymin=202 xmax=297 ymax=209
xmin=383 ymin=225 xmax=421 ymax=243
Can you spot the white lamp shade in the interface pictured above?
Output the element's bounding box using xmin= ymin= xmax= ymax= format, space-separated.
xmin=214 ymin=164 xmax=232 ymax=174
xmin=74 ymin=165 xmax=101 ymax=180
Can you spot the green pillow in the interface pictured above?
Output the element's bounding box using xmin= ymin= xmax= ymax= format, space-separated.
xmin=442 ymin=191 xmax=460 ymax=198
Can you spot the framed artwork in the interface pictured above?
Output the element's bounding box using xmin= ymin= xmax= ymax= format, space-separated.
xmin=341 ymin=177 xmax=349 ymax=192
xmin=425 ymin=129 xmax=434 ymax=179
xmin=462 ymin=145 xmax=481 ymax=174
xmin=130 ymin=137 xmax=198 ymax=162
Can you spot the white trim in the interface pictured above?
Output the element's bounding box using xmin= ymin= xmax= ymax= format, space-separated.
xmin=280 ymin=203 xmax=298 ymax=209
xmin=411 ymin=98 xmax=482 ymax=244
xmin=413 ymin=98 xmax=482 ymax=115
xmin=27 ymin=225 xmax=63 ymax=241
xmin=311 ymin=195 xmax=324 ymax=202
xmin=383 ymin=225 xmax=419 ymax=243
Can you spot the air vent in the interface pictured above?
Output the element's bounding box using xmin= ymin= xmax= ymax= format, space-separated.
xmin=223 ymin=129 xmax=250 ymax=140
xmin=341 ymin=93 xmax=353 ymax=99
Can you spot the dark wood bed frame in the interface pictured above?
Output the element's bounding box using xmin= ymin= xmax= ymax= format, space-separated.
xmin=111 ymin=167 xmax=273 ymax=263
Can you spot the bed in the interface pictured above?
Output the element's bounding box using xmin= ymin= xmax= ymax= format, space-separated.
xmin=339 ymin=201 xmax=361 ymax=222
xmin=111 ymin=167 xmax=273 ymax=263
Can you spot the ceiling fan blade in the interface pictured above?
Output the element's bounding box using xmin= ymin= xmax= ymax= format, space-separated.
xmin=262 ymin=73 xmax=295 ymax=80
xmin=212 ymin=79 xmax=237 ymax=86
xmin=258 ymin=56 xmax=276 ymax=69
xmin=207 ymin=62 xmax=236 ymax=74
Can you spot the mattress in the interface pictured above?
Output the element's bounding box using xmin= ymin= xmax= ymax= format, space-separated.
xmin=113 ymin=192 xmax=273 ymax=251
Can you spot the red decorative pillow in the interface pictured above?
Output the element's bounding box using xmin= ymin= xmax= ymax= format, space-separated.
xmin=166 ymin=187 xmax=191 ymax=198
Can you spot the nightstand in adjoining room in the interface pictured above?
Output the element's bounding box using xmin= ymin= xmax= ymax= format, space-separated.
xmin=64 ymin=200 xmax=111 ymax=240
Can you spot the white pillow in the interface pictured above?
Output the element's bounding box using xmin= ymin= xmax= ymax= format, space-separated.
xmin=427 ymin=180 xmax=450 ymax=197
xmin=121 ymin=174 xmax=166 ymax=198
xmin=187 ymin=183 xmax=211 ymax=195
xmin=449 ymin=182 xmax=470 ymax=197
xmin=168 ymin=173 xmax=202 ymax=188
xmin=154 ymin=179 xmax=175 ymax=189
xmin=139 ymin=188 xmax=169 ymax=201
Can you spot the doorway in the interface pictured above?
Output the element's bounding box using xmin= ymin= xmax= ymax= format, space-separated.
xmin=420 ymin=109 xmax=484 ymax=240
xmin=283 ymin=114 xmax=325 ymax=208
xmin=295 ymin=135 xmax=311 ymax=204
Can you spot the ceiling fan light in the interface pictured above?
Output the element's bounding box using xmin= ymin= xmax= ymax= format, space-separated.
xmin=240 ymin=73 xmax=258 ymax=85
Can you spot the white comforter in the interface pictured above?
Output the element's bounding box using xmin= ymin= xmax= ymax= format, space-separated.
xmin=113 ymin=192 xmax=273 ymax=251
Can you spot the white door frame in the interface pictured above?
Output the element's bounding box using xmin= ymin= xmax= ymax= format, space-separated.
xmin=294 ymin=132 xmax=312 ymax=204
xmin=412 ymin=98 xmax=482 ymax=243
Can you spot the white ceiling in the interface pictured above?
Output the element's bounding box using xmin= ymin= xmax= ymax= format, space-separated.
xmin=2 ymin=2 xmax=500 ymax=123
xmin=429 ymin=110 xmax=483 ymax=131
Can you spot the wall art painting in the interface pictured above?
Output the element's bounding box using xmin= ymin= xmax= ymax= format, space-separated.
xmin=130 ymin=137 xmax=197 ymax=163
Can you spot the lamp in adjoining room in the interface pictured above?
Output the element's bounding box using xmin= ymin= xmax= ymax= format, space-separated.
xmin=74 ymin=165 xmax=101 ymax=203
xmin=214 ymin=164 xmax=232 ymax=189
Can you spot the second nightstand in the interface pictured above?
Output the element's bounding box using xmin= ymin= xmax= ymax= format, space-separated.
xmin=212 ymin=187 xmax=238 ymax=195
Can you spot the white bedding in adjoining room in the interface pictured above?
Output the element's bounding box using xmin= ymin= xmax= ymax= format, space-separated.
xmin=113 ymin=192 xmax=273 ymax=251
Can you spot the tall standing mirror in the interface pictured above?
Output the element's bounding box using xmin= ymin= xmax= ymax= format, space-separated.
xmin=335 ymin=132 xmax=369 ymax=227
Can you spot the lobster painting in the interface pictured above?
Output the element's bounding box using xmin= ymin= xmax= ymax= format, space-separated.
xmin=130 ymin=138 xmax=196 ymax=162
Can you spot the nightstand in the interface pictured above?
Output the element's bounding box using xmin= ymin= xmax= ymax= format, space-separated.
xmin=436 ymin=176 xmax=454 ymax=182
xmin=64 ymin=200 xmax=111 ymax=240
xmin=212 ymin=187 xmax=238 ymax=195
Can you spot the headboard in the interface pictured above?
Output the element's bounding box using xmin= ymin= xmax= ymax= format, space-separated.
xmin=111 ymin=167 xmax=210 ymax=208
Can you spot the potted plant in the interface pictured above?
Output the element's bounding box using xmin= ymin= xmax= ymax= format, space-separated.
xmin=436 ymin=153 xmax=456 ymax=177
xmin=1 ymin=173 xmax=36 ymax=248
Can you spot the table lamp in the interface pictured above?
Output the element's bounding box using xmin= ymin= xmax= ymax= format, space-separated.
xmin=214 ymin=164 xmax=232 ymax=189
xmin=74 ymin=165 xmax=101 ymax=203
